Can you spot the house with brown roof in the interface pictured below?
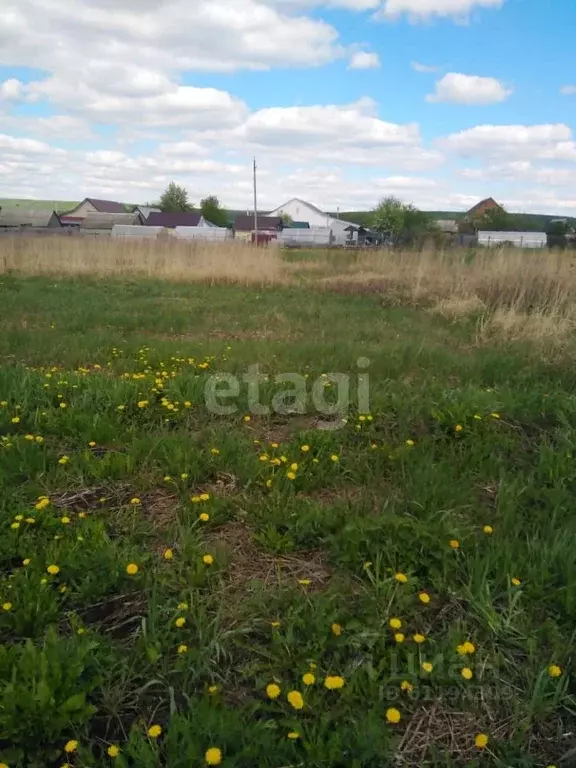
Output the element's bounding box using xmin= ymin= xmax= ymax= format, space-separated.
xmin=59 ymin=198 xmax=127 ymax=226
xmin=234 ymin=214 xmax=283 ymax=242
xmin=465 ymin=198 xmax=503 ymax=220
xmin=145 ymin=212 xmax=216 ymax=228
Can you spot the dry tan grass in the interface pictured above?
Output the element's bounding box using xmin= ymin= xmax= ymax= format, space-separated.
xmin=0 ymin=235 xmax=286 ymax=285
xmin=3 ymin=236 xmax=576 ymax=343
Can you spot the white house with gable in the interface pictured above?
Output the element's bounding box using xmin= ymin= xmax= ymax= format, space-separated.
xmin=267 ymin=198 xmax=358 ymax=243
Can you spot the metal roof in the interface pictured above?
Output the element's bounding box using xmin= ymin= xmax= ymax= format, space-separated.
xmin=80 ymin=212 xmax=140 ymax=229
xmin=135 ymin=205 xmax=162 ymax=219
xmin=146 ymin=211 xmax=204 ymax=228
xmin=234 ymin=215 xmax=283 ymax=232
xmin=0 ymin=209 xmax=60 ymax=227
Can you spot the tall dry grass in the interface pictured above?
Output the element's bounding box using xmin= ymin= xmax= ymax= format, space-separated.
xmin=312 ymin=247 xmax=576 ymax=343
xmin=2 ymin=236 xmax=576 ymax=342
xmin=0 ymin=235 xmax=286 ymax=286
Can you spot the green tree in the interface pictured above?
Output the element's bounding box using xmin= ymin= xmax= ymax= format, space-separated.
xmin=371 ymin=196 xmax=406 ymax=239
xmin=200 ymin=195 xmax=229 ymax=227
xmin=159 ymin=182 xmax=193 ymax=213
xmin=279 ymin=212 xmax=294 ymax=226
xmin=371 ymin=196 xmax=433 ymax=244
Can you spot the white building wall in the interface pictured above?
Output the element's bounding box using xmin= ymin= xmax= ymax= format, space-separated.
xmin=268 ymin=199 xmax=331 ymax=228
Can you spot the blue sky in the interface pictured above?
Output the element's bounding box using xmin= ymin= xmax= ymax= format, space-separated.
xmin=1 ymin=0 xmax=575 ymax=214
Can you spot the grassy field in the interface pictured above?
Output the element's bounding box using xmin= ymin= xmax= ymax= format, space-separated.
xmin=0 ymin=199 xmax=79 ymax=213
xmin=0 ymin=242 xmax=575 ymax=767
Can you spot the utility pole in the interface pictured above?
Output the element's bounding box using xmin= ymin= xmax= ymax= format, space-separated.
xmin=253 ymin=158 xmax=258 ymax=244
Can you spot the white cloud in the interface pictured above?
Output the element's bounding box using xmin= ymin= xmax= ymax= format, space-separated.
xmin=561 ymin=85 xmax=576 ymax=96
xmin=460 ymin=161 xmax=576 ymax=187
xmin=348 ymin=51 xmax=381 ymax=69
xmin=440 ymin=123 xmax=576 ymax=162
xmin=427 ymin=73 xmax=512 ymax=104
xmin=411 ymin=61 xmax=439 ymax=73
xmin=376 ymin=0 xmax=505 ymax=21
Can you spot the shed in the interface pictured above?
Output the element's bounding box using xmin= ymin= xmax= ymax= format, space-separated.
xmin=146 ymin=212 xmax=215 ymax=229
xmin=466 ymin=198 xmax=502 ymax=219
xmin=478 ymin=231 xmax=547 ymax=249
xmin=0 ymin=209 xmax=62 ymax=229
xmin=81 ymin=212 xmax=140 ymax=231
xmin=111 ymin=225 xmax=166 ymax=239
xmin=435 ymin=219 xmax=459 ymax=234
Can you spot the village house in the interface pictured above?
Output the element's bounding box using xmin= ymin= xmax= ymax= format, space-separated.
xmin=59 ymin=198 xmax=127 ymax=226
xmin=0 ymin=209 xmax=62 ymax=231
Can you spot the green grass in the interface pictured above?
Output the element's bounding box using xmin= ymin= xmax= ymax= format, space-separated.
xmin=0 ymin=274 xmax=575 ymax=767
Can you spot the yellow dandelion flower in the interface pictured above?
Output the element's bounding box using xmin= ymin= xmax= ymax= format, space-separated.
xmin=2 ymin=602 xmax=12 ymax=611
xmin=302 ymin=673 xmax=316 ymax=686
xmin=58 ymin=456 xmax=69 ymax=465
xmin=461 ymin=667 xmax=473 ymax=680
xmin=422 ymin=662 xmax=433 ymax=673
xmin=449 ymin=539 xmax=460 ymax=549
xmin=330 ymin=454 xmax=340 ymax=462
xmin=107 ymin=745 xmax=120 ymax=758
xmin=413 ymin=633 xmax=426 ymax=644
xmin=405 ymin=439 xmax=415 ymax=446
xmin=287 ymin=690 xmax=304 ymax=709
xmin=126 ymin=563 xmax=139 ymax=575
xmin=63 ymin=741 xmax=78 ymax=753
xmin=475 ymin=733 xmax=489 ymax=749
xmin=89 ymin=441 xmax=96 ymax=447
xmin=25 ymin=434 xmax=34 ymax=441
xmin=200 ymin=493 xmax=210 ymax=501
xmin=203 ymin=554 xmax=214 ymax=566
xmin=137 ymin=400 xmax=149 ymax=409
xmin=199 ymin=512 xmax=210 ymax=522
xmin=11 ymin=417 xmax=20 ymax=424
xmin=301 ymin=445 xmax=310 ymax=452
xmin=483 ymin=525 xmax=494 ymax=534
xmin=324 ymin=676 xmax=345 ymax=690
xmin=394 ymin=632 xmax=405 ymax=644
xmin=455 ymin=424 xmax=463 ymax=432
xmin=175 ymin=617 xmax=186 ymax=628
xmin=389 ymin=618 xmax=402 ymax=630
xmin=14 ymin=515 xmax=23 ymax=522
xmin=287 ymin=731 xmax=300 ymax=740
xmin=10 ymin=522 xmax=20 ymax=530
xmin=511 ymin=577 xmax=521 ymax=586
xmin=178 ymin=644 xmax=188 ymax=654
xmin=35 ymin=498 xmax=50 ymax=511
xmin=271 ymin=620 xmax=281 ymax=628
xmin=47 ymin=564 xmax=60 ymax=575
xmin=181 ymin=473 xmax=189 ymax=480
xmin=178 ymin=602 xmax=189 ymax=610
xmin=147 ymin=724 xmax=162 ymax=739
xmin=60 ymin=516 xmax=71 ymax=525
xmin=490 ymin=412 xmax=500 ymax=420
xmin=395 ymin=572 xmax=408 ymax=583
xmin=243 ymin=415 xmax=251 ymax=422
xmin=205 ymin=747 xmax=222 ymax=765
xmin=266 ymin=683 xmax=281 ymax=699
xmin=163 ymin=548 xmax=174 ymax=561
xmin=548 ymin=665 xmax=562 ymax=678
xmin=23 ymin=558 xmax=31 ymax=566
xmin=331 ymin=622 xmax=343 ymax=636
xmin=286 ymin=471 xmax=296 ymax=480
xmin=210 ymin=448 xmax=220 ymax=455
xmin=208 ymin=685 xmax=218 ymax=694
xmin=457 ymin=641 xmax=476 ymax=655
xmin=386 ymin=707 xmax=401 ymax=724
xmin=35 ymin=436 xmax=44 ymax=443
xmin=400 ymin=680 xmax=413 ymax=693
xmin=298 ymin=578 xmax=310 ymax=586
xmin=130 ymin=498 xmax=141 ymax=506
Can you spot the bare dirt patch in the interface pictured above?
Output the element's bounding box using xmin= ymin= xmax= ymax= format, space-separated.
xmin=205 ymin=521 xmax=334 ymax=596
